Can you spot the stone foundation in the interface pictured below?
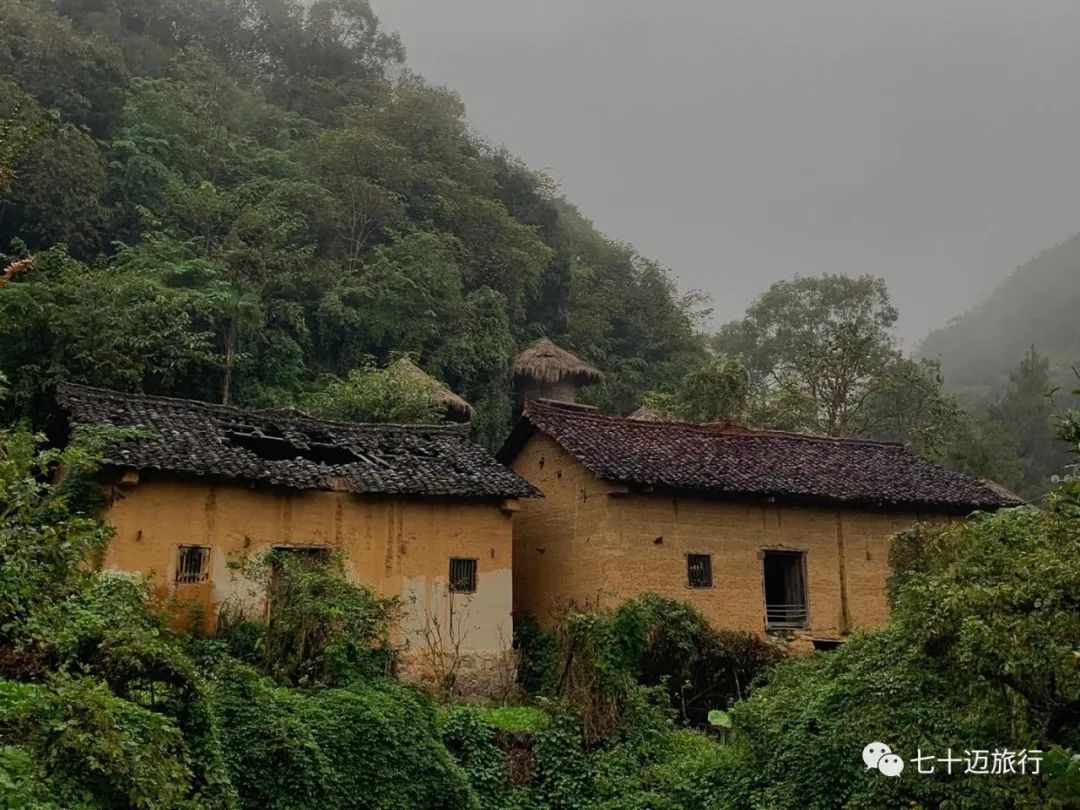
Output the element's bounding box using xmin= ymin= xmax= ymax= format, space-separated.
xmin=396 ymin=648 xmax=519 ymax=702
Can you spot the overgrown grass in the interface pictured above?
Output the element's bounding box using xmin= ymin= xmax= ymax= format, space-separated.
xmin=437 ymin=703 xmax=551 ymax=734
xmin=471 ymin=705 xmax=551 ymax=733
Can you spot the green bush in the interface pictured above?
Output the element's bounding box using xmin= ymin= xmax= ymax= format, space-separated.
xmin=212 ymin=665 xmax=478 ymax=810
xmin=591 ymin=730 xmax=727 ymax=810
xmin=522 ymin=709 xmax=724 ymax=810
xmin=530 ymin=713 xmax=595 ymax=810
xmin=0 ymin=743 xmax=60 ymax=809
xmin=301 ymin=683 xmax=476 ymax=810
xmin=0 ymin=426 xmax=112 ymax=638
xmin=440 ymin=705 xmax=529 ymax=810
xmin=552 ymin=594 xmax=783 ymax=737
xmin=209 ymin=663 xmax=335 ymax=809
xmin=514 ymin=619 xmax=558 ymax=698
xmin=0 ymin=676 xmax=196 ymax=809
xmin=219 ymin=550 xmax=400 ymax=686
xmin=630 ymin=594 xmax=785 ymax=725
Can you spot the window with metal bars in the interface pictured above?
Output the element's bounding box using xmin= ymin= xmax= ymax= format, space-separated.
xmin=687 ymin=553 xmax=713 ymax=588
xmin=448 ymin=557 xmax=477 ymax=594
xmin=176 ymin=545 xmax=210 ymax=584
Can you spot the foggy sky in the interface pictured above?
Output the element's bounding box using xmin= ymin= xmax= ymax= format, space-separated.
xmin=376 ymin=0 xmax=1080 ymax=342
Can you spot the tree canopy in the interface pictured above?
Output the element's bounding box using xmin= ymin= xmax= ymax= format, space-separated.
xmin=715 ymin=274 xmax=900 ymax=436
xmin=0 ymin=0 xmax=706 ymax=445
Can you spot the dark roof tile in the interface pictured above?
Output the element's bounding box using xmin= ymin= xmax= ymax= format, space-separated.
xmin=499 ymin=400 xmax=1019 ymax=511
xmin=59 ymin=384 xmax=538 ymax=500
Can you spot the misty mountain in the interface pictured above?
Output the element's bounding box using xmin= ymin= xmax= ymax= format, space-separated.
xmin=919 ymin=231 xmax=1080 ymax=398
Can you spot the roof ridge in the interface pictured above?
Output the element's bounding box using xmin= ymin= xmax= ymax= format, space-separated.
xmin=56 ymin=382 xmax=466 ymax=434
xmin=525 ymin=399 xmax=903 ymax=448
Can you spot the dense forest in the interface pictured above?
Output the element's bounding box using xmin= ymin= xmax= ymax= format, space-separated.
xmin=0 ymin=0 xmax=705 ymax=448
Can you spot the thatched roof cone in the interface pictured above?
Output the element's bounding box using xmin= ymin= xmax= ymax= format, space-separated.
xmin=512 ymin=338 xmax=602 ymax=386
xmin=401 ymin=360 xmax=474 ymax=422
xmin=979 ymin=478 xmax=1025 ymax=504
xmin=627 ymin=406 xmax=665 ymax=421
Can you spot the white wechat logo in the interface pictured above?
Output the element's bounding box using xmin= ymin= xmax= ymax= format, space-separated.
xmin=862 ymin=742 xmax=904 ymax=777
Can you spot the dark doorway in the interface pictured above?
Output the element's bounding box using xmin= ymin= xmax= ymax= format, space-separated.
xmin=763 ymin=550 xmax=808 ymax=629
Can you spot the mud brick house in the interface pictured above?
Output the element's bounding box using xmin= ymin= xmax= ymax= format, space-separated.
xmin=499 ymin=344 xmax=1021 ymax=646
xmin=57 ymin=383 xmax=538 ymax=683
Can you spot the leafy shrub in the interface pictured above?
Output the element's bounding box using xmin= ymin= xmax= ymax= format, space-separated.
xmin=0 ymin=676 xmax=197 ymax=809
xmin=18 ymin=571 xmax=236 ymax=807
xmin=591 ymin=730 xmax=727 ymax=810
xmin=212 ymin=664 xmax=478 ymax=810
xmin=529 ymin=713 xmax=594 ymax=810
xmin=209 ymin=663 xmax=335 ymax=809
xmin=0 ymin=743 xmax=60 ymax=809
xmin=440 ymin=705 xmax=531 ymax=809
xmin=554 ymin=609 xmax=653 ymax=742
xmin=219 ymin=551 xmax=400 ymax=686
xmin=439 ymin=701 xmax=728 ymax=810
xmin=0 ymin=427 xmax=112 ymax=638
xmin=301 ymin=683 xmax=476 ymax=810
xmin=552 ymin=594 xmax=783 ymax=736
xmin=514 ymin=618 xmax=558 ymax=697
xmin=302 ymin=356 xmax=444 ymax=424
xmin=523 ymin=709 xmax=724 ymax=810
xmin=630 ymin=594 xmax=785 ymax=725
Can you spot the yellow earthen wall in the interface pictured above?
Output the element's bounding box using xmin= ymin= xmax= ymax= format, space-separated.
xmin=100 ymin=474 xmax=515 ymax=653
xmin=512 ymin=434 xmax=950 ymax=637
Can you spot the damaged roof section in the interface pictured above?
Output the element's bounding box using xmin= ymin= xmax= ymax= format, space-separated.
xmin=58 ymin=383 xmax=539 ymax=500
xmin=500 ymin=399 xmax=1022 ymax=512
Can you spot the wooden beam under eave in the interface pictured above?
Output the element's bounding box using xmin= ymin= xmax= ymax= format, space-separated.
xmin=499 ymin=498 xmax=521 ymax=514
xmin=119 ymin=469 xmax=140 ymax=486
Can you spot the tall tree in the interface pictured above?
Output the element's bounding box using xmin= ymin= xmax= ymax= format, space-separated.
xmin=716 ymin=275 xmax=900 ymax=436
xmin=0 ymin=86 xmax=48 ymax=196
xmin=987 ymin=347 xmax=1069 ymax=497
xmin=641 ymin=355 xmax=751 ymax=423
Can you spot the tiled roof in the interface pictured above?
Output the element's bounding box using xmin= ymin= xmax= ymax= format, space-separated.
xmin=58 ymin=384 xmax=539 ymax=500
xmin=499 ymin=400 xmax=1021 ymax=511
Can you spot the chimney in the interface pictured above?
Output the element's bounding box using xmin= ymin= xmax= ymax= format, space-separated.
xmin=512 ymin=338 xmax=602 ymax=415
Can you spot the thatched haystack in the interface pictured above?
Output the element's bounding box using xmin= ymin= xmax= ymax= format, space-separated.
xmin=401 ymin=360 xmax=474 ymax=422
xmin=0 ymin=254 xmax=34 ymax=287
xmin=512 ymin=339 xmax=602 ymax=386
xmin=627 ymin=406 xmax=665 ymax=421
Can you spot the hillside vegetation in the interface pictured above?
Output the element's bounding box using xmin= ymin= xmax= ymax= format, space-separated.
xmin=0 ymin=0 xmax=705 ymax=446
xmin=920 ymin=231 xmax=1080 ymax=396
